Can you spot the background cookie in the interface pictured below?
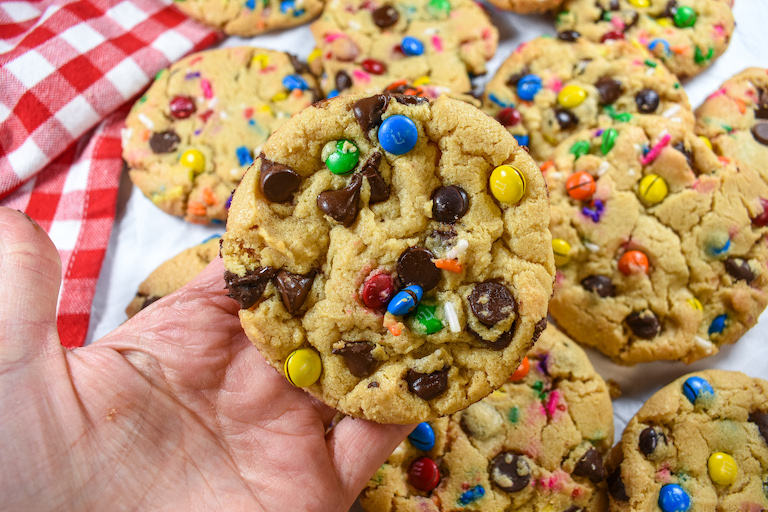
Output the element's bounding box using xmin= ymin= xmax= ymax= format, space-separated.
xmin=361 ymin=324 xmax=614 ymax=512
xmin=546 ymin=123 xmax=768 ymax=364
xmin=221 ymin=92 xmax=555 ymax=424
xmin=607 ymin=370 xmax=768 ymax=512
xmin=175 ymin=0 xmax=324 ymax=36
xmin=482 ymin=36 xmax=693 ymax=162
xmin=310 ymin=0 xmax=498 ymax=97
xmin=125 ymin=236 xmax=220 ymax=318
xmin=556 ymin=0 xmax=735 ymax=79
xmin=123 ymin=47 xmax=319 ymax=224
xmin=484 ymin=0 xmax=563 ymax=14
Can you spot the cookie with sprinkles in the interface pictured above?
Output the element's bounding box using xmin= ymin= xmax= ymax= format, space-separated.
xmin=123 ymin=47 xmax=319 ymax=224
xmin=695 ymin=68 xmax=768 ymax=186
xmin=607 ymin=370 xmax=768 ymax=512
xmin=126 ymin=236 xmax=220 ymax=318
xmin=309 ymin=0 xmax=498 ymax=98
xmin=175 ymin=0 xmax=323 ymax=36
xmin=482 ymin=36 xmax=693 ymax=162
xmin=546 ymin=123 xmax=768 ymax=364
xmin=221 ymin=92 xmax=554 ymax=424
xmin=361 ymin=323 xmax=614 ymax=511
xmin=555 ymin=0 xmax=735 ymax=79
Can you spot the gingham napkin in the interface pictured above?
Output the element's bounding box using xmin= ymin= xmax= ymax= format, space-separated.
xmin=0 ymin=0 xmax=220 ymax=347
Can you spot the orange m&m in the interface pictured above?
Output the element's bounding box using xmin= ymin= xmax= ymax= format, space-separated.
xmin=566 ymin=171 xmax=596 ymax=201
xmin=509 ymin=356 xmax=530 ymax=382
xmin=619 ymin=250 xmax=649 ymax=275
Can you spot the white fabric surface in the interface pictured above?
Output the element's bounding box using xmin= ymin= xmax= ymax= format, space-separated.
xmin=88 ymin=3 xmax=768 ymax=508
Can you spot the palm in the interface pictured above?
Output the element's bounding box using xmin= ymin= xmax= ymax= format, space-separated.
xmin=0 ymin=208 xmax=410 ymax=512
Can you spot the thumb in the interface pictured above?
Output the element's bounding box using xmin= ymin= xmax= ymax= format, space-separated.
xmin=0 ymin=208 xmax=62 ymax=362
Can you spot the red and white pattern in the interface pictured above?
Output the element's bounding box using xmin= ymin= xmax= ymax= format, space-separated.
xmin=0 ymin=0 xmax=220 ymax=347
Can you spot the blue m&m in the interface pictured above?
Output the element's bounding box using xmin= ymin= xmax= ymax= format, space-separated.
xmin=387 ymin=285 xmax=423 ymax=316
xmin=517 ymin=74 xmax=542 ymax=101
xmin=709 ymin=314 xmax=727 ymax=335
xmin=401 ymin=36 xmax=424 ymax=56
xmin=513 ymin=134 xmax=530 ymax=147
xmin=658 ymin=484 xmax=691 ymax=512
xmin=280 ymin=0 xmax=304 ymax=15
xmin=282 ymin=74 xmax=309 ymax=91
xmin=408 ymin=422 xmax=435 ymax=451
xmin=682 ymin=376 xmax=714 ymax=404
xmin=379 ymin=115 xmax=418 ymax=155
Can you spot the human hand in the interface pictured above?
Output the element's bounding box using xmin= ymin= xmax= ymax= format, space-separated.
xmin=0 ymin=207 xmax=411 ymax=511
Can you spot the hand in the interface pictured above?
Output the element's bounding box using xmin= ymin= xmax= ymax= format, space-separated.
xmin=0 ymin=207 xmax=411 ymax=511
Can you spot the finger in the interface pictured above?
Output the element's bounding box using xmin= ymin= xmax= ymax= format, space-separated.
xmin=0 ymin=208 xmax=62 ymax=361
xmin=326 ymin=416 xmax=414 ymax=500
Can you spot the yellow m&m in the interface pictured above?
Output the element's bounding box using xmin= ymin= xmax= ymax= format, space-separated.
xmin=490 ymin=165 xmax=526 ymax=204
xmin=180 ymin=149 xmax=205 ymax=174
xmin=638 ymin=174 xmax=668 ymax=204
xmin=629 ymin=0 xmax=650 ymax=7
xmin=553 ymin=239 xmax=572 ymax=266
xmin=687 ymin=298 xmax=703 ymax=311
xmin=699 ymin=135 xmax=713 ymax=151
xmin=558 ymin=85 xmax=587 ymax=108
xmin=284 ymin=348 xmax=322 ymax=387
xmin=708 ymin=452 xmax=738 ymax=486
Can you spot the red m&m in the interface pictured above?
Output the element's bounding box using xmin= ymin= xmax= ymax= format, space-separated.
xmin=408 ymin=456 xmax=440 ymax=491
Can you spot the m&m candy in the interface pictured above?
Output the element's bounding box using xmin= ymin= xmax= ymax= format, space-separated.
xmin=709 ymin=314 xmax=727 ymax=335
xmin=638 ymin=174 xmax=669 ymax=204
xmin=682 ymin=376 xmax=714 ymax=404
xmin=387 ymin=285 xmax=423 ymax=316
xmin=362 ymin=273 xmax=394 ymax=310
xmin=673 ymin=6 xmax=697 ymax=28
xmin=558 ymin=85 xmax=587 ymax=108
xmin=414 ymin=304 xmax=444 ymax=334
xmin=284 ymin=348 xmax=322 ymax=387
xmin=427 ymin=0 xmax=451 ymax=16
xmin=629 ymin=0 xmax=649 ymax=6
xmin=687 ymin=298 xmax=703 ymax=310
xmin=490 ymin=165 xmax=526 ymax=204
xmin=517 ymin=74 xmax=542 ymax=101
xmin=180 ymin=149 xmax=205 ymax=174
xmin=619 ymin=250 xmax=649 ymax=275
xmin=497 ymin=107 xmax=522 ymax=127
xmin=553 ymin=239 xmax=572 ymax=266
xmin=401 ymin=36 xmax=424 ymax=56
xmin=408 ymin=422 xmax=436 ymax=451
xmin=658 ymin=484 xmax=691 ymax=512
xmin=408 ymin=456 xmax=440 ymax=491
xmin=566 ymin=171 xmax=596 ymax=201
xmin=601 ymin=128 xmax=618 ymax=155
xmin=170 ymin=95 xmax=196 ymax=118
xmin=282 ymin=74 xmax=309 ymax=91
xmin=708 ymin=452 xmax=738 ymax=486
xmin=509 ymin=356 xmax=529 ymax=382
xmin=325 ymin=140 xmax=359 ymax=175
xmin=379 ymin=115 xmax=418 ymax=155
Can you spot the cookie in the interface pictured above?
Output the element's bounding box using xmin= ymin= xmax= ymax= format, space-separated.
xmin=482 ymin=36 xmax=693 ymax=162
xmin=310 ymin=0 xmax=498 ymax=97
xmin=485 ymin=0 xmax=563 ymax=14
xmin=125 ymin=236 xmax=220 ymax=318
xmin=360 ymin=324 xmax=614 ymax=511
xmin=175 ymin=0 xmax=323 ymax=36
xmin=555 ymin=0 xmax=735 ymax=79
xmin=123 ymin=47 xmax=319 ymax=224
xmin=546 ymin=122 xmax=768 ymax=364
xmin=607 ymin=370 xmax=768 ymax=512
xmin=221 ymin=92 xmax=555 ymax=424
xmin=695 ymin=68 xmax=768 ymax=186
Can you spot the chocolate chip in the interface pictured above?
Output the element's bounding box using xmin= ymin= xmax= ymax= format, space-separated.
xmin=372 ymin=4 xmax=398 ymax=28
xmin=608 ymin=0 xmax=619 ymax=9
xmin=368 ymin=381 xmax=379 ymax=388
xmin=635 ymin=89 xmax=660 ymax=114
xmin=139 ymin=295 xmax=161 ymax=311
xmin=660 ymin=0 xmax=678 ymax=18
xmin=332 ymin=342 xmax=379 ymax=377
xmin=393 ymin=94 xmax=429 ymax=106
xmin=619 ymin=10 xmax=639 ymax=30
xmin=581 ymin=275 xmax=615 ymax=297
xmin=259 ymin=156 xmax=301 ymax=203
xmin=360 ymin=152 xmax=389 ymax=204
xmin=625 ymin=310 xmax=660 ymax=339
xmin=749 ymin=411 xmax=768 ymax=445
xmin=225 ymin=267 xmax=276 ymax=309
xmin=673 ymin=141 xmax=693 ymax=168
xmin=275 ymin=270 xmax=313 ymax=314
xmin=397 ymin=247 xmax=441 ymax=291
xmin=755 ymin=89 xmax=768 ymax=119
xmin=725 ymin=257 xmax=755 ymax=283
xmin=639 ymin=426 xmax=666 ymax=456
xmin=573 ymin=448 xmax=605 ymax=483
xmin=353 ymin=94 xmax=390 ymax=138
xmin=335 ymin=70 xmax=353 ymax=92
xmin=505 ymin=67 xmax=529 ymax=88
xmin=489 ymin=452 xmax=531 ymax=493
xmin=432 ymin=186 xmax=469 ymax=223
xmin=595 ymin=77 xmax=623 ymax=105
xmin=317 ymin=173 xmax=363 ymax=227
xmin=557 ymin=30 xmax=581 ymax=42
xmin=533 ymin=318 xmax=547 ymax=344
xmin=752 ymin=123 xmax=768 ymax=147
xmin=149 ymin=130 xmax=180 ymax=154
xmin=608 ymin=468 xmax=629 ymax=501
xmin=406 ymin=368 xmax=448 ymax=400
xmin=554 ymin=108 xmax=579 ymax=130
xmin=287 ymin=53 xmax=309 ymax=74
xmin=468 ymin=326 xmax=515 ymax=351
xmin=469 ymin=281 xmax=516 ymax=326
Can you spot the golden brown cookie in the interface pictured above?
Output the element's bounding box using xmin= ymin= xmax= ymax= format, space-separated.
xmin=175 ymin=0 xmax=324 ymax=36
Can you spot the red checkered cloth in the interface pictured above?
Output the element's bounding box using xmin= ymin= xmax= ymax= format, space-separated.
xmin=0 ymin=0 xmax=220 ymax=347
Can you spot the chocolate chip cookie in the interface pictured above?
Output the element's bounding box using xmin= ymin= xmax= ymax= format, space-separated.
xmin=484 ymin=0 xmax=563 ymax=14
xmin=221 ymin=92 xmax=555 ymax=424
xmin=546 ymin=122 xmax=768 ymax=364
xmin=361 ymin=324 xmax=614 ymax=511
xmin=123 ymin=47 xmax=319 ymax=224
xmin=607 ymin=370 xmax=768 ymax=512
xmin=310 ymin=0 xmax=498 ymax=98
xmin=555 ymin=0 xmax=735 ymax=79
xmin=175 ymin=0 xmax=323 ymax=36
xmin=482 ymin=36 xmax=693 ymax=162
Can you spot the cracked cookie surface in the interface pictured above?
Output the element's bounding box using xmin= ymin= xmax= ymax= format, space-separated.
xmin=607 ymin=370 xmax=768 ymax=512
xmin=361 ymin=324 xmax=614 ymax=511
xmin=221 ymin=92 xmax=554 ymax=424
xmin=123 ymin=47 xmax=319 ymax=224
xmin=175 ymin=0 xmax=323 ymax=36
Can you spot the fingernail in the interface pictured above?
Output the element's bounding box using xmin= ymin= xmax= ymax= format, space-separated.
xmin=17 ymin=210 xmax=41 ymax=232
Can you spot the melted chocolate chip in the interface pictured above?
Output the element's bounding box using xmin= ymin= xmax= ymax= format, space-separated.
xmin=287 ymin=53 xmax=309 ymax=74
xmin=432 ymin=186 xmax=470 ymax=223
xmin=749 ymin=411 xmax=768 ymax=445
xmin=468 ymin=326 xmax=515 ymax=351
xmin=397 ymin=247 xmax=441 ymax=291
xmin=608 ymin=468 xmax=629 ymax=501
xmin=225 ymin=267 xmax=276 ymax=309
xmin=275 ymin=270 xmax=313 ymax=314
xmin=335 ymin=70 xmax=353 ymax=92
xmin=149 ymin=130 xmax=180 ymax=154
xmin=353 ymin=94 xmax=390 ymax=138
xmin=368 ymin=381 xmax=379 ymax=388
xmin=725 ymin=257 xmax=755 ymax=283
xmin=532 ymin=318 xmax=547 ymax=343
xmin=332 ymin=342 xmax=379 ymax=377
xmin=639 ymin=427 xmax=666 ymax=456
xmin=660 ymin=0 xmax=678 ymax=18
xmin=393 ymin=94 xmax=429 ymax=105
xmin=595 ymin=77 xmax=623 ymax=105
xmin=259 ymin=156 xmax=301 ymax=203
xmin=360 ymin=152 xmax=389 ymax=204
xmin=469 ymin=281 xmax=516 ymax=326
xmin=505 ymin=67 xmax=529 ymax=88
xmin=372 ymin=4 xmax=398 ymax=28
xmin=752 ymin=123 xmax=768 ymax=146
xmin=317 ymin=173 xmax=363 ymax=227
xmin=140 ymin=295 xmax=161 ymax=311
xmin=619 ymin=10 xmax=639 ymax=30
xmin=636 ymin=89 xmax=660 ymax=114
xmin=581 ymin=275 xmax=615 ymax=297
xmin=608 ymin=0 xmax=619 ymax=10
xmin=557 ymin=30 xmax=581 ymax=42
xmin=573 ymin=448 xmax=605 ymax=483
xmin=554 ymin=108 xmax=579 ymax=130
xmin=625 ymin=310 xmax=660 ymax=339
xmin=755 ymin=89 xmax=768 ymax=119
xmin=406 ymin=368 xmax=448 ymax=400
xmin=490 ymin=452 xmax=531 ymax=493
xmin=673 ymin=141 xmax=693 ymax=168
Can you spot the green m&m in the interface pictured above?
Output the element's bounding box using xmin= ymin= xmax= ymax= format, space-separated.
xmin=324 ymin=140 xmax=359 ymax=175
